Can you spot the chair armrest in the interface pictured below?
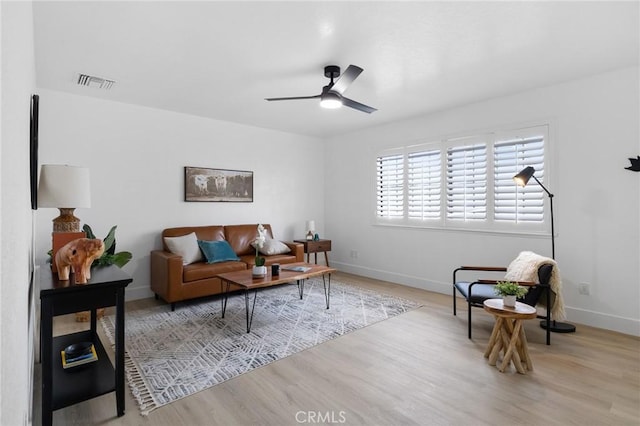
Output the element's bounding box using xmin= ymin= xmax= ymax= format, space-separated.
xmin=460 ymin=266 xmax=507 ymax=272
xmin=284 ymin=242 xmax=304 ymax=262
xmin=453 ymin=266 xmax=507 ymax=284
xmin=150 ymin=250 xmax=184 ymax=302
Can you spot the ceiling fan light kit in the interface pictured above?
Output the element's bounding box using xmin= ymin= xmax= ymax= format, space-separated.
xmin=320 ymin=91 xmax=342 ymax=109
xmin=265 ymin=64 xmax=377 ymax=114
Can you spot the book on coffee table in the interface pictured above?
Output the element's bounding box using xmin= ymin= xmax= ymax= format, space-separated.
xmin=282 ymin=265 xmax=312 ymax=272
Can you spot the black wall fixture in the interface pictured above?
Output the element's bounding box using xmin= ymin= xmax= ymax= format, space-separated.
xmin=30 ymin=94 xmax=39 ymax=210
xmin=625 ymin=156 xmax=640 ymax=172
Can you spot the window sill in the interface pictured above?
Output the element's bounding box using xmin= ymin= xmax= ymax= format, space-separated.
xmin=372 ymin=221 xmax=552 ymax=238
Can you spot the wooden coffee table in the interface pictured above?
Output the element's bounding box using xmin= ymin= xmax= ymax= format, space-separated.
xmin=216 ymin=262 xmax=336 ymax=333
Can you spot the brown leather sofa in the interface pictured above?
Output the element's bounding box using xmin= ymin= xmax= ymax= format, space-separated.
xmin=150 ymin=224 xmax=303 ymax=310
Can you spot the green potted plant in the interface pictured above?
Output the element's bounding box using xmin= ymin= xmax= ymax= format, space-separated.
xmin=82 ymin=224 xmax=132 ymax=268
xmin=494 ymin=281 xmax=528 ymax=307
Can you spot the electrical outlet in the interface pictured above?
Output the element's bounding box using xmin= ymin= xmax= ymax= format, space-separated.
xmin=350 ymin=250 xmax=358 ymax=259
xmin=578 ymin=283 xmax=590 ymax=295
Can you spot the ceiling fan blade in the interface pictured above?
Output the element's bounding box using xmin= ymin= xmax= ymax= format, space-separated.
xmin=342 ymin=96 xmax=377 ymax=114
xmin=265 ymin=94 xmax=321 ymax=101
xmin=330 ymin=65 xmax=363 ymax=95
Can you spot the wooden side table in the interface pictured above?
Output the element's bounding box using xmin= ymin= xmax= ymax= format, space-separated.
xmin=483 ymin=299 xmax=537 ymax=374
xmin=39 ymin=265 xmax=132 ymax=426
xmin=294 ymin=239 xmax=332 ymax=266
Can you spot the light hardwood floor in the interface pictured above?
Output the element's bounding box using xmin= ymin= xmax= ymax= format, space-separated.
xmin=34 ymin=272 xmax=640 ymax=426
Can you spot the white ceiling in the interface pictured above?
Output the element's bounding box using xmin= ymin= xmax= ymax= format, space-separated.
xmin=33 ymin=1 xmax=639 ymax=138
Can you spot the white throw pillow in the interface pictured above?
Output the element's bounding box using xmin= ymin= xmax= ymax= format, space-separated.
xmin=259 ymin=239 xmax=291 ymax=256
xmin=164 ymin=232 xmax=203 ymax=265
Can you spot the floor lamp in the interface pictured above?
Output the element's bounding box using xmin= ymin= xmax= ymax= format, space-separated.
xmin=513 ymin=166 xmax=576 ymax=333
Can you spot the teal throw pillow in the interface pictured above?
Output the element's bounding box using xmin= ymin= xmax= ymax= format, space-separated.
xmin=197 ymin=240 xmax=240 ymax=264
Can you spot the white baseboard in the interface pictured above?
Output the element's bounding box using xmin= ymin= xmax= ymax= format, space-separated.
xmin=332 ymin=261 xmax=450 ymax=294
xmin=563 ymin=307 xmax=640 ymax=337
xmin=332 ymin=261 xmax=640 ymax=337
xmin=125 ymin=285 xmax=155 ymax=302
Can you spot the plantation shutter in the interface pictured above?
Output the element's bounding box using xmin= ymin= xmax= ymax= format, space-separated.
xmin=446 ymin=144 xmax=487 ymax=220
xmin=408 ymin=150 xmax=441 ymax=220
xmin=376 ymin=153 xmax=404 ymax=218
xmin=494 ymin=135 xmax=545 ymax=222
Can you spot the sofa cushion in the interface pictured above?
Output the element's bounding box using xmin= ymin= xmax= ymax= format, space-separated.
xmin=162 ymin=226 xmax=225 ymax=251
xmin=198 ymin=240 xmax=240 ymax=264
xmin=183 ymin=261 xmax=247 ymax=282
xmin=257 ymin=238 xmax=291 ymax=255
xmin=164 ymin=232 xmax=203 ymax=265
xmin=225 ymin=224 xmax=274 ymax=256
xmin=239 ymin=253 xmax=298 ymax=267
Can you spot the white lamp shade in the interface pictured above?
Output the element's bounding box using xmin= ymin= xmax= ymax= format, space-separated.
xmin=38 ymin=165 xmax=91 ymax=208
xmin=306 ymin=220 xmax=316 ymax=232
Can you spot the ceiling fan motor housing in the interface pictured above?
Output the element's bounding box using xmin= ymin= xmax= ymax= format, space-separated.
xmin=324 ymin=65 xmax=340 ymax=80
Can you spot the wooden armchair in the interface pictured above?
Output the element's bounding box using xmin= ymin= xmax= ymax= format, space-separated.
xmin=453 ymin=263 xmax=553 ymax=345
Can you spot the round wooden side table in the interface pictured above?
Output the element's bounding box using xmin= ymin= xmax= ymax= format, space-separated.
xmin=483 ymin=298 xmax=537 ymax=374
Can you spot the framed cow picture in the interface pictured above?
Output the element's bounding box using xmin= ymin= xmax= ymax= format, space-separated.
xmin=184 ymin=167 xmax=253 ymax=202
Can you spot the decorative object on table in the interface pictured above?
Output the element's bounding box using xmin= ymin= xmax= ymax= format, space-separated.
xmin=61 ymin=342 xmax=98 ymax=369
xmin=101 ymin=276 xmax=420 ymax=415
xmin=252 ymin=224 xmax=267 ymax=277
xmin=494 ymin=281 xmax=528 ymax=308
xmin=38 ymin=164 xmax=91 ymax=232
xmin=184 ymin=166 xmax=253 ymax=202
xmin=625 ymin=155 xmax=640 ymax=172
xmin=513 ymin=166 xmax=575 ymax=333
xmin=55 ymin=238 xmax=105 ymax=283
xmin=73 ymin=224 xmax=132 ymax=322
xmin=305 ymin=220 xmax=315 ymax=240
xmin=30 ymin=94 xmax=39 ymax=210
xmin=63 ymin=341 xmax=93 ymax=358
xmin=313 ymin=233 xmax=319 ymax=241
xmin=50 ymin=231 xmax=86 ymax=273
xmin=271 ymin=263 xmax=280 ymax=276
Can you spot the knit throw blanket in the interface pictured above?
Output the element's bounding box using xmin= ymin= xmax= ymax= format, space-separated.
xmin=504 ymin=251 xmax=566 ymax=321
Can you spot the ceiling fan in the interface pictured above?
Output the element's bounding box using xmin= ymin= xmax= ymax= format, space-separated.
xmin=265 ymin=65 xmax=377 ymax=114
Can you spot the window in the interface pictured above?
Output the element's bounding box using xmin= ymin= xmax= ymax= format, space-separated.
xmin=446 ymin=143 xmax=487 ymax=221
xmin=376 ymin=153 xmax=404 ymax=219
xmin=494 ymin=135 xmax=545 ymax=223
xmin=408 ymin=150 xmax=441 ymax=220
xmin=375 ymin=124 xmax=549 ymax=233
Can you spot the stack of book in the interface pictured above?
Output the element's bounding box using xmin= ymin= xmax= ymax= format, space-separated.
xmin=61 ymin=343 xmax=98 ymax=369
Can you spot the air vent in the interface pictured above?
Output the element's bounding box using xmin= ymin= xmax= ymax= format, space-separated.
xmin=76 ymin=73 xmax=115 ymax=90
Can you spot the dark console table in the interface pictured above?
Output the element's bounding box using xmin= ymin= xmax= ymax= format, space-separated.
xmin=39 ymin=265 xmax=132 ymax=426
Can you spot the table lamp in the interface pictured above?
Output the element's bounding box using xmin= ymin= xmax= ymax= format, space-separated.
xmin=38 ymin=164 xmax=91 ymax=232
xmin=305 ymin=220 xmax=315 ymax=240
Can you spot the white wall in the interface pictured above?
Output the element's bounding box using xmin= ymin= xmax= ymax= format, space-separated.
xmin=325 ymin=67 xmax=640 ymax=336
xmin=35 ymin=90 xmax=325 ymax=300
xmin=0 ymin=1 xmax=36 ymax=424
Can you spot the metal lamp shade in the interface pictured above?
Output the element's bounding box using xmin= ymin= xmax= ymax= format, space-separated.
xmin=513 ymin=166 xmax=535 ymax=187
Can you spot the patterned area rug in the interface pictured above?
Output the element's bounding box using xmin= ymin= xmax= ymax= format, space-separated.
xmin=101 ymin=277 xmax=420 ymax=415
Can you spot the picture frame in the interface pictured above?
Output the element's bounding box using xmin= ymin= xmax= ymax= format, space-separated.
xmin=184 ymin=166 xmax=253 ymax=202
xmin=30 ymin=94 xmax=39 ymax=210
